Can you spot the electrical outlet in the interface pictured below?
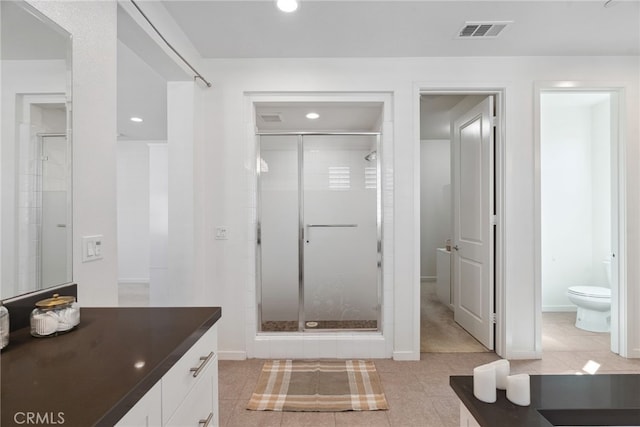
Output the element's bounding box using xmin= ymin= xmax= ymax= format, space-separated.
xmin=215 ymin=226 xmax=229 ymax=240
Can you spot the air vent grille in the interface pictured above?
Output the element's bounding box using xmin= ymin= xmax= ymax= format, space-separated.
xmin=458 ymin=21 xmax=511 ymax=38
xmin=259 ymin=113 xmax=282 ymax=123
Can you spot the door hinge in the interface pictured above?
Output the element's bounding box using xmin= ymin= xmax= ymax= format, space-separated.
xmin=491 ymin=215 xmax=497 ymax=225
xmin=490 ymin=313 xmax=497 ymax=324
xmin=491 ymin=116 xmax=498 ymax=127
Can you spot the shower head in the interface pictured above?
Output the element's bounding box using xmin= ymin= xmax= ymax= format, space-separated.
xmin=364 ymin=151 xmax=377 ymax=162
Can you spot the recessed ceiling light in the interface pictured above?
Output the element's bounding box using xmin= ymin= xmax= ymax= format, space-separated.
xmin=306 ymin=112 xmax=319 ymax=120
xmin=130 ymin=117 xmax=143 ymax=123
xmin=277 ymin=0 xmax=298 ymax=13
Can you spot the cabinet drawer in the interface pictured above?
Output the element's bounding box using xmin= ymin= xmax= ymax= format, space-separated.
xmin=165 ymin=362 xmax=216 ymax=427
xmin=162 ymin=325 xmax=217 ymax=421
xmin=115 ymin=381 xmax=162 ymax=427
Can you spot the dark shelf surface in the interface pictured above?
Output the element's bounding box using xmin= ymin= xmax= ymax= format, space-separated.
xmin=450 ymin=374 xmax=640 ymax=427
xmin=1 ymin=306 xmax=222 ymax=427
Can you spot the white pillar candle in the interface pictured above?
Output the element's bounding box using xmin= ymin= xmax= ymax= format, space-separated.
xmin=473 ymin=364 xmax=497 ymax=403
xmin=489 ymin=359 xmax=511 ymax=390
xmin=506 ymin=374 xmax=531 ymax=406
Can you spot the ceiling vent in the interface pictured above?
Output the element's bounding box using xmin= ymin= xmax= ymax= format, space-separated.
xmin=457 ymin=21 xmax=511 ymax=38
xmin=259 ymin=113 xmax=283 ymax=123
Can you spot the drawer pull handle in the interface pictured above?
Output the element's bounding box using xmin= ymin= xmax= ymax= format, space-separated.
xmin=190 ymin=351 xmax=214 ymax=377
xmin=198 ymin=412 xmax=214 ymax=427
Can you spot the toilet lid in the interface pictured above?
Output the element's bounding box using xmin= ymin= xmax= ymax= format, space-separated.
xmin=568 ymin=286 xmax=611 ymax=298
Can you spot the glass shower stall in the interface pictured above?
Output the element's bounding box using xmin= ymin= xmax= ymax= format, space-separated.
xmin=257 ymin=133 xmax=382 ymax=332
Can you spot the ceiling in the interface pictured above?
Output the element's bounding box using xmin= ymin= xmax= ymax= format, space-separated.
xmin=116 ymin=0 xmax=639 ymax=141
xmin=255 ymin=102 xmax=383 ymax=131
xmin=1 ymin=1 xmax=68 ymax=60
xmin=117 ymin=40 xmax=169 ymax=141
xmin=162 ymin=0 xmax=640 ymax=58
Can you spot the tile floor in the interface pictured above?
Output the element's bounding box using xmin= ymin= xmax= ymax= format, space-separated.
xmin=217 ymin=313 xmax=640 ymax=427
xmin=118 ymin=282 xmax=149 ymax=307
xmin=420 ymin=281 xmax=489 ymax=353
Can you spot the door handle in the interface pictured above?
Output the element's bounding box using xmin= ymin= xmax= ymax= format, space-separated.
xmin=453 ymin=245 xmax=459 ymax=251
xmin=306 ymin=224 xmax=358 ymax=228
xmin=189 ymin=351 xmax=214 ymax=377
xmin=305 ymin=224 xmax=358 ymax=244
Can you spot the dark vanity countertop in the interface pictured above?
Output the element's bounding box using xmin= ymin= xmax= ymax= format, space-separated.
xmin=1 ymin=306 xmax=222 ymax=427
xmin=450 ymin=374 xmax=640 ymax=427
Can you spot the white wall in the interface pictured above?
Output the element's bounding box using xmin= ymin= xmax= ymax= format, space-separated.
xmin=541 ymin=98 xmax=612 ymax=311
xmin=28 ymin=0 xmax=119 ymax=306
xmin=591 ymin=100 xmax=612 ymax=285
xmin=149 ymin=82 xmax=200 ymax=306
xmin=419 ymin=139 xmax=450 ymax=279
xmin=196 ymin=56 xmax=639 ymax=360
xmin=116 ymin=141 xmax=153 ymax=283
xmin=149 ymin=143 xmax=168 ymax=303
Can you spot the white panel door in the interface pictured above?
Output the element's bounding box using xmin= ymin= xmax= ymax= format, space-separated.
xmin=452 ymin=96 xmax=494 ymax=350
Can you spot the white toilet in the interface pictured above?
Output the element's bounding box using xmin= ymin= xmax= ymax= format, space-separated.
xmin=566 ymin=260 xmax=612 ymax=333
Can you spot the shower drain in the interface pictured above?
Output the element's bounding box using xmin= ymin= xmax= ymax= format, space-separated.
xmin=305 ymin=321 xmax=318 ymax=328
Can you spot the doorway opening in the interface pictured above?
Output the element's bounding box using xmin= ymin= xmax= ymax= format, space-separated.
xmin=538 ymin=89 xmax=621 ymax=360
xmin=16 ymin=96 xmax=71 ymax=295
xmin=255 ymin=102 xmax=383 ymax=333
xmin=419 ymin=91 xmax=503 ymax=354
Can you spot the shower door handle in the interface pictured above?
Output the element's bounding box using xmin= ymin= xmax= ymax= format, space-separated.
xmin=304 ymin=224 xmax=358 ymax=244
xmin=306 ymin=224 xmax=358 ymax=228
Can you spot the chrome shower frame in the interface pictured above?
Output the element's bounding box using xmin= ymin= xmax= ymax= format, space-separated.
xmin=256 ymin=131 xmax=383 ymax=333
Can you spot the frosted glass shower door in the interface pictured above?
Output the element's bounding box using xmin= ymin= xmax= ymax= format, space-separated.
xmin=41 ymin=135 xmax=71 ymax=288
xmin=302 ymin=135 xmax=379 ymax=330
xmin=259 ymin=136 xmax=300 ymax=332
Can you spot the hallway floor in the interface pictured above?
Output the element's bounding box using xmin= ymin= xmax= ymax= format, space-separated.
xmin=420 ymin=281 xmax=489 ymax=352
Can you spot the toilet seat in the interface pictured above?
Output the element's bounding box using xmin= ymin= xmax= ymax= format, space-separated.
xmin=568 ymin=286 xmax=611 ymax=299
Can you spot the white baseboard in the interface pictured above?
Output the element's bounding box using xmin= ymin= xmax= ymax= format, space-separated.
xmin=218 ymin=350 xmax=247 ymax=360
xmin=542 ymin=305 xmax=577 ymax=312
xmin=504 ymin=350 xmax=542 ymax=360
xmin=118 ymin=278 xmax=150 ymax=285
xmin=393 ymin=350 xmax=420 ymax=361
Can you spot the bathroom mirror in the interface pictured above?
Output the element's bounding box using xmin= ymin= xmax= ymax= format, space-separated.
xmin=1 ymin=1 xmax=73 ymax=299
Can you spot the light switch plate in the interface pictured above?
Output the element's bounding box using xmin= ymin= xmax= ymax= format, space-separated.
xmin=82 ymin=235 xmax=104 ymax=262
xmin=215 ymin=226 xmax=229 ymax=240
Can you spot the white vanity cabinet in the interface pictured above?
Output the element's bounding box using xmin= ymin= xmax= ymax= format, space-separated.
xmin=115 ymin=382 xmax=162 ymax=427
xmin=116 ymin=325 xmax=219 ymax=427
xmin=163 ymin=325 xmax=218 ymax=426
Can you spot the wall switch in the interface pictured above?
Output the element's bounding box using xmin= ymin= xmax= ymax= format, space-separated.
xmin=82 ymin=235 xmax=104 ymax=262
xmin=215 ymin=226 xmax=229 ymax=240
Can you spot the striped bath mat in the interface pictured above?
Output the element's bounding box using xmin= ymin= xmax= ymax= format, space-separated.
xmin=247 ymin=360 xmax=389 ymax=412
